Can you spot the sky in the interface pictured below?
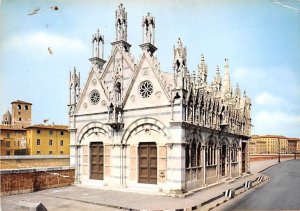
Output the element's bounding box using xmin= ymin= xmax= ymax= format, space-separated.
xmin=0 ymin=0 xmax=299 ymax=137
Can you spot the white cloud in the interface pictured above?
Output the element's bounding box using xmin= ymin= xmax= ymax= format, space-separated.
xmin=252 ymin=110 xmax=300 ymax=136
xmin=255 ymin=111 xmax=300 ymax=124
xmin=255 ymin=92 xmax=283 ymax=105
xmin=7 ymin=32 xmax=86 ymax=53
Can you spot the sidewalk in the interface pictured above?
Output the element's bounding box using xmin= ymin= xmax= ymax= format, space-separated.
xmin=1 ymin=159 xmax=289 ymax=211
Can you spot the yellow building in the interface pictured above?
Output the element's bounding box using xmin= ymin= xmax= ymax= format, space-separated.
xmin=250 ymin=135 xmax=288 ymax=154
xmin=0 ymin=100 xmax=31 ymax=156
xmin=0 ymin=125 xmax=27 ymax=156
xmin=26 ymin=124 xmax=70 ymax=155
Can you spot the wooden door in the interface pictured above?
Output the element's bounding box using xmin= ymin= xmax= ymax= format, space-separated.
xmin=221 ymin=145 xmax=226 ymax=176
xmin=242 ymin=142 xmax=246 ymax=173
xmin=90 ymin=142 xmax=104 ymax=180
xmin=139 ymin=142 xmax=157 ymax=184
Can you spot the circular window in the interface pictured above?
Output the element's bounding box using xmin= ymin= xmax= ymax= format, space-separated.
xmin=139 ymin=81 xmax=153 ymax=98
xmin=89 ymin=90 xmax=100 ymax=105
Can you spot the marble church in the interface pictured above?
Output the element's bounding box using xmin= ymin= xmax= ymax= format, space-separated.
xmin=69 ymin=4 xmax=251 ymax=195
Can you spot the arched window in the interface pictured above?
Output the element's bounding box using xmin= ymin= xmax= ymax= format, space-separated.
xmin=191 ymin=141 xmax=197 ymax=167
xmin=185 ymin=144 xmax=190 ymax=168
xmin=206 ymin=138 xmax=216 ymax=166
xmin=197 ymin=142 xmax=201 ymax=166
xmin=232 ymin=141 xmax=238 ymax=162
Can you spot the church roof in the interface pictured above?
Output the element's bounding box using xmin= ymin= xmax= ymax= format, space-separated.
xmin=11 ymin=100 xmax=32 ymax=105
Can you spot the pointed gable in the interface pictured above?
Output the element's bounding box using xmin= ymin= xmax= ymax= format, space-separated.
xmin=76 ymin=69 xmax=108 ymax=115
xmin=100 ymin=46 xmax=135 ymax=103
xmin=123 ymin=52 xmax=171 ymax=110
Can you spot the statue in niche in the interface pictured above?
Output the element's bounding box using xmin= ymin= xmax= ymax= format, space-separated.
xmin=107 ymin=103 xmax=114 ymax=122
xmin=117 ymin=111 xmax=122 ymax=123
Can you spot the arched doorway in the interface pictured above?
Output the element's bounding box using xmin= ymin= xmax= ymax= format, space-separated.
xmin=90 ymin=142 xmax=104 ymax=180
xmin=220 ymin=143 xmax=227 ymax=176
xmin=138 ymin=142 xmax=157 ymax=184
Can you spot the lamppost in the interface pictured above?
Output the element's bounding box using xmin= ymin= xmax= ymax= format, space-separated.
xmin=278 ymin=138 xmax=281 ymax=163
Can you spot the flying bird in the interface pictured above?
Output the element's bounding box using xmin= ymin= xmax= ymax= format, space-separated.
xmin=48 ymin=47 xmax=53 ymax=55
xmin=28 ymin=7 xmax=40 ymax=15
xmin=50 ymin=6 xmax=59 ymax=11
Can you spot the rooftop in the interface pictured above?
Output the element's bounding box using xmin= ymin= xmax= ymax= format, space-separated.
xmin=251 ymin=135 xmax=287 ymax=139
xmin=26 ymin=124 xmax=68 ymax=131
xmin=11 ymin=100 xmax=32 ymax=105
xmin=0 ymin=125 xmax=26 ymax=131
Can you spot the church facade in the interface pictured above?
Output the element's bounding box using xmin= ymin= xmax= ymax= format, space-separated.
xmin=69 ymin=4 xmax=251 ymax=195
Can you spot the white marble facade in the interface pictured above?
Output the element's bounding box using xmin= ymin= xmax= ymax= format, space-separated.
xmin=69 ymin=3 xmax=251 ymax=195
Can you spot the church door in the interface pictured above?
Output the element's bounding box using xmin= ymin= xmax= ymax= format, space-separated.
xmin=90 ymin=142 xmax=104 ymax=180
xmin=242 ymin=142 xmax=246 ymax=173
xmin=221 ymin=144 xmax=226 ymax=176
xmin=138 ymin=142 xmax=157 ymax=184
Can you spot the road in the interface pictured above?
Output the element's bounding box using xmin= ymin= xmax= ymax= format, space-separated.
xmin=214 ymin=159 xmax=300 ymax=211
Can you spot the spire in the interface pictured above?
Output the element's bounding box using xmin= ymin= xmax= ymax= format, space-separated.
xmin=197 ymin=54 xmax=208 ymax=87
xmin=115 ymin=3 xmax=127 ymax=41
xmin=212 ymin=65 xmax=222 ymax=92
xmin=142 ymin=12 xmax=155 ymax=45
xmin=222 ymin=58 xmax=232 ymax=99
xmin=173 ymin=38 xmax=187 ymax=72
xmin=69 ymin=67 xmax=81 ymax=115
xmin=173 ymin=38 xmax=188 ymax=89
xmin=92 ymin=29 xmax=104 ymax=59
xmin=140 ymin=12 xmax=157 ymax=56
xmin=90 ymin=29 xmax=106 ymax=71
xmin=112 ymin=3 xmax=131 ymax=53
xmin=235 ymin=83 xmax=241 ymax=98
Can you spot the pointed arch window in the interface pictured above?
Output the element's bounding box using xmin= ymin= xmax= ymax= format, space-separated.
xmin=197 ymin=143 xmax=201 ymax=166
xmin=232 ymin=141 xmax=238 ymax=162
xmin=206 ymin=139 xmax=216 ymax=166
xmin=185 ymin=144 xmax=190 ymax=168
xmin=191 ymin=141 xmax=197 ymax=167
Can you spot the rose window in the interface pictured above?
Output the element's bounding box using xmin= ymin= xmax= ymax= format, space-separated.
xmin=139 ymin=81 xmax=153 ymax=98
xmin=90 ymin=90 xmax=100 ymax=105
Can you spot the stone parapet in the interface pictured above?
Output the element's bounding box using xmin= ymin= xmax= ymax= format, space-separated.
xmin=0 ymin=166 xmax=75 ymax=196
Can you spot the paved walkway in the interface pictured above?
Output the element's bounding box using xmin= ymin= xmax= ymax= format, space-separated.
xmin=1 ymin=159 xmax=293 ymax=211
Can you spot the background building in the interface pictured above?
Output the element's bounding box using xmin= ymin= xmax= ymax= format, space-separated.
xmin=250 ymin=135 xmax=299 ymax=154
xmin=287 ymin=138 xmax=299 ymax=154
xmin=0 ymin=125 xmax=26 ymax=156
xmin=11 ymin=100 xmax=32 ymax=129
xmin=0 ymin=100 xmax=31 ymax=156
xmin=26 ymin=124 xmax=70 ymax=155
xmin=1 ymin=100 xmax=70 ymax=156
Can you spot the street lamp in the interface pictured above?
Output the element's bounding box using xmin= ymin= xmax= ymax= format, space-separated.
xmin=278 ymin=138 xmax=281 ymax=163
